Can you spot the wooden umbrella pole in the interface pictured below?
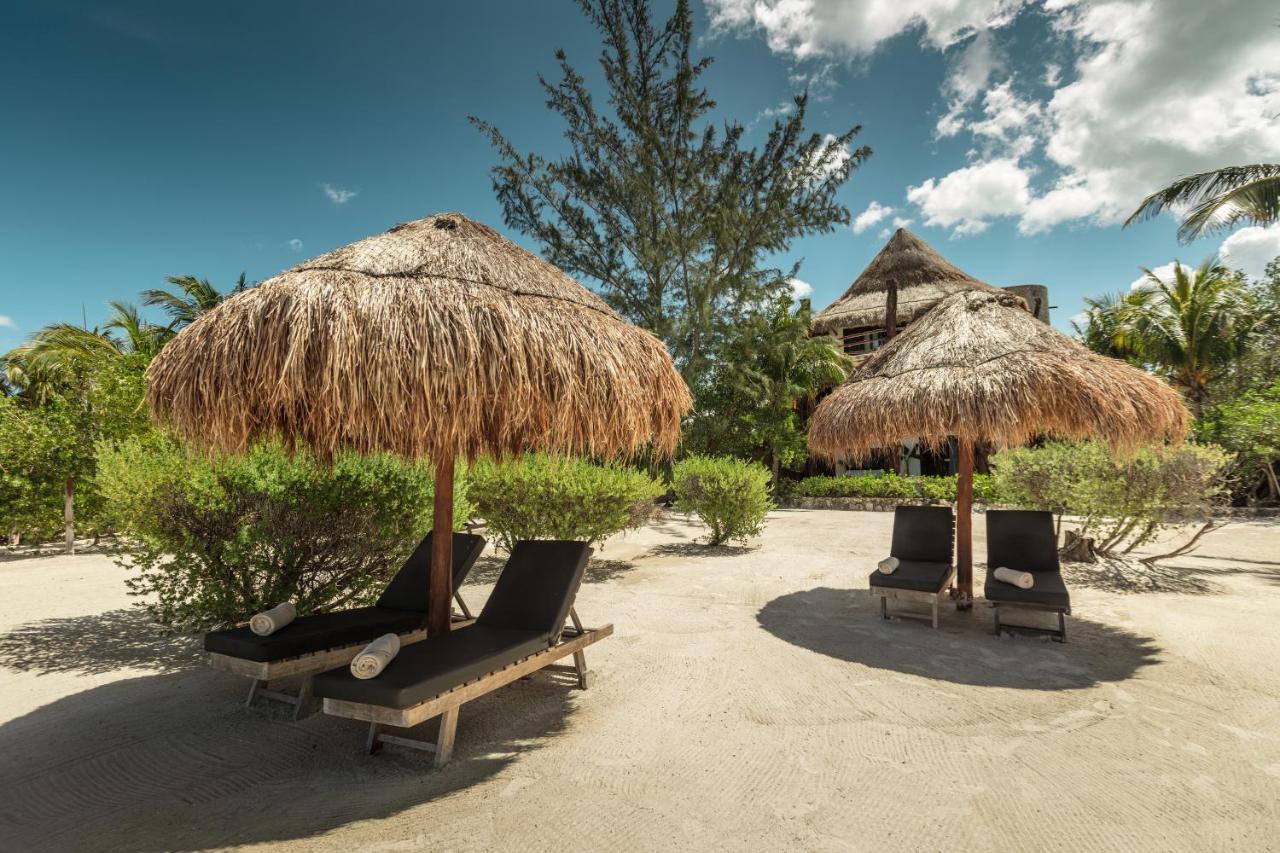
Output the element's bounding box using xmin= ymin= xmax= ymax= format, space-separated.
xmin=955 ymin=439 xmax=974 ymax=610
xmin=429 ymin=458 xmax=455 ymax=637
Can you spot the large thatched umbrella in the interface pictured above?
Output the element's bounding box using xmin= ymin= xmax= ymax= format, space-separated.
xmin=811 ymin=228 xmax=1006 ymax=337
xmin=147 ymin=213 xmax=691 ymax=635
xmin=809 ymin=290 xmax=1188 ymax=607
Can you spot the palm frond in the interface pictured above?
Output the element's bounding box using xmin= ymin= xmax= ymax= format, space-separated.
xmin=1175 ymin=176 xmax=1280 ymax=242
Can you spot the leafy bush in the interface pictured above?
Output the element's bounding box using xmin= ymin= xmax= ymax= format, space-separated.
xmin=468 ymin=453 xmax=664 ymax=550
xmin=98 ymin=437 xmax=472 ymax=629
xmin=787 ymin=473 xmax=1002 ymax=504
xmin=1196 ymin=380 xmax=1280 ymax=505
xmin=672 ymin=455 xmax=773 ymax=545
xmin=992 ymin=441 xmax=1230 ymax=560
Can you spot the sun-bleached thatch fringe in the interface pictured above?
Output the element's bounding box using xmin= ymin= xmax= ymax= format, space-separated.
xmin=811 ymin=228 xmax=1008 ymax=335
xmin=147 ymin=213 xmax=691 ymax=463
xmin=809 ymin=290 xmax=1189 ymax=462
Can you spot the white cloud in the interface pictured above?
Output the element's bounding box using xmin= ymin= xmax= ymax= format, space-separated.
xmin=1220 ymin=223 xmax=1280 ymax=280
xmin=322 ymin=183 xmax=357 ymax=205
xmin=892 ymin=216 xmax=914 ymax=229
xmin=788 ymin=278 xmax=814 ymax=299
xmin=714 ymin=0 xmax=1280 ymax=239
xmin=906 ymin=158 xmax=1031 ymax=236
xmin=287 ymin=238 xmax=304 ymax=252
xmin=852 ymin=200 xmax=894 ymax=234
xmin=0 ymin=315 xmax=14 ymax=329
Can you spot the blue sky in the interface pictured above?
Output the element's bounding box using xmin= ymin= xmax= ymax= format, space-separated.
xmin=2 ymin=0 xmax=1278 ymax=351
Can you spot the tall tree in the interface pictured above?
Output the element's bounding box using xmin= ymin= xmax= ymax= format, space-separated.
xmin=1125 ymin=163 xmax=1280 ymax=243
xmin=143 ymin=273 xmax=247 ymax=330
xmin=471 ymin=0 xmax=868 ymax=382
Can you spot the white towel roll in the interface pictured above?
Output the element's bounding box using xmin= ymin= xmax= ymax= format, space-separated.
xmin=877 ymin=556 xmax=900 ymax=574
xmin=351 ymin=633 xmax=401 ymax=680
xmin=249 ymin=602 xmax=297 ymax=636
xmin=993 ymin=566 xmax=1034 ymax=589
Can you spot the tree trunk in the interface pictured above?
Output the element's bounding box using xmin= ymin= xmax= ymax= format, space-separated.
xmin=1060 ymin=528 xmax=1098 ymax=563
xmin=954 ymin=440 xmax=973 ymax=610
xmin=64 ymin=477 xmax=75 ymax=555
xmin=883 ymin=280 xmax=898 ymax=342
xmin=429 ymin=460 xmax=455 ymax=638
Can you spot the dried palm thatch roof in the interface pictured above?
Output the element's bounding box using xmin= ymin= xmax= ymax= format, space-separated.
xmin=147 ymin=213 xmax=691 ymax=462
xmin=809 ymin=290 xmax=1189 ymax=461
xmin=811 ymin=228 xmax=1007 ymax=335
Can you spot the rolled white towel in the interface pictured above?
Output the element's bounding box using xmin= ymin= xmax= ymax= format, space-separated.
xmin=351 ymin=633 xmax=401 ymax=680
xmin=249 ymin=602 xmax=297 ymax=636
xmin=993 ymin=566 xmax=1034 ymax=589
xmin=877 ymin=556 xmax=900 ymax=574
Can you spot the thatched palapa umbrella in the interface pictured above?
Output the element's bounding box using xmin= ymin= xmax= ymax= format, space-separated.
xmin=809 ymin=290 xmax=1188 ymax=607
xmin=811 ymin=228 xmax=1006 ymax=337
xmin=147 ymin=213 xmax=691 ymax=635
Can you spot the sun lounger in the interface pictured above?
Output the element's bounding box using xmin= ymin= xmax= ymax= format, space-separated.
xmin=868 ymin=506 xmax=956 ymax=628
xmin=984 ymin=510 xmax=1071 ymax=642
xmin=204 ymin=532 xmax=486 ymax=716
xmin=313 ymin=539 xmax=612 ymax=768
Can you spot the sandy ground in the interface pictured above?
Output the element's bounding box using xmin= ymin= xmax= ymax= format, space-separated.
xmin=1 ymin=510 xmax=1279 ymax=853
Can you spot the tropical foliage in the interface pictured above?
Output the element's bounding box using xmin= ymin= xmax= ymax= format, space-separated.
xmin=786 ymin=472 xmax=1002 ymax=505
xmin=671 ymin=455 xmax=773 ymax=545
xmin=1126 ymin=163 xmax=1280 ymax=243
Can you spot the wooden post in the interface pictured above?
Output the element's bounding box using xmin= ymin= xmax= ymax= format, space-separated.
xmin=63 ymin=477 xmax=75 ymax=555
xmin=429 ymin=459 xmax=454 ymax=637
xmin=955 ymin=440 xmax=974 ymax=610
xmin=884 ymin=281 xmax=901 ymax=473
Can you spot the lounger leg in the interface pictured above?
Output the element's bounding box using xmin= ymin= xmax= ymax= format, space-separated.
xmin=246 ymin=678 xmax=264 ymax=708
xmin=366 ymin=723 xmax=382 ymax=755
xmin=932 ymin=596 xmax=939 ymax=629
xmin=434 ymin=707 xmax=459 ymax=769
xmin=572 ymin=649 xmax=590 ymax=689
xmin=293 ymin=675 xmax=313 ymax=720
xmin=1056 ymin=611 xmax=1067 ymax=643
xmin=453 ymin=592 xmax=473 ymax=621
xmin=879 ymin=596 xmax=888 ymax=620
xmin=567 ymin=607 xmax=585 ymax=637
xmin=992 ymin=606 xmax=1001 ymax=637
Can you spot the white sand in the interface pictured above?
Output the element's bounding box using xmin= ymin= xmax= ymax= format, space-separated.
xmin=2 ymin=510 xmax=1279 ymax=852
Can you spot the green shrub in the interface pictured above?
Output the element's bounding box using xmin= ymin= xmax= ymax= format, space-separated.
xmin=992 ymin=440 xmax=1230 ymax=558
xmin=97 ymin=437 xmax=472 ymax=630
xmin=787 ymin=473 xmax=1003 ymax=504
xmin=672 ymin=455 xmax=773 ymax=545
xmin=468 ymin=453 xmax=664 ymax=550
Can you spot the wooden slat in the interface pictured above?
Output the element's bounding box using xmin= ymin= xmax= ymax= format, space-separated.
xmin=323 ymin=623 xmax=614 ymax=728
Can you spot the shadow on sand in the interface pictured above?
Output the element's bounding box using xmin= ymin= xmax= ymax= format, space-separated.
xmin=0 ymin=664 xmax=577 ymax=851
xmin=645 ymin=542 xmax=756 ymax=558
xmin=0 ymin=608 xmax=203 ymax=675
xmin=467 ymin=555 xmax=637 ymax=586
xmin=757 ymin=586 xmax=1161 ymax=690
xmin=1058 ymin=556 xmax=1280 ymax=595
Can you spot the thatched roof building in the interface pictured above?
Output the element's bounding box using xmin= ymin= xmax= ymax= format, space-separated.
xmin=147 ymin=213 xmax=690 ymax=464
xmin=809 ymin=289 xmax=1188 ymax=461
xmin=811 ymin=228 xmax=1007 ymax=339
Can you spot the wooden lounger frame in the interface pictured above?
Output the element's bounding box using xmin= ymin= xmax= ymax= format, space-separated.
xmin=323 ymin=608 xmax=613 ymax=768
xmin=991 ymin=601 xmax=1068 ymax=643
xmin=869 ymin=567 xmax=956 ymax=629
xmin=210 ymin=594 xmax=475 ymax=719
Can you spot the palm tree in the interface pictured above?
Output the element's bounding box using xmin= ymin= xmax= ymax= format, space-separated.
xmin=1106 ymin=259 xmax=1255 ymax=416
xmin=1125 ymin=164 xmax=1280 ymax=243
xmin=142 ymin=273 xmax=247 ymax=330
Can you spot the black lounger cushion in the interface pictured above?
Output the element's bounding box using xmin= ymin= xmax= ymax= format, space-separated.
xmin=204 ymin=607 xmax=426 ymax=662
xmin=868 ymin=560 xmax=954 ymax=593
xmin=984 ymin=570 xmax=1071 ymax=612
xmin=890 ymin=506 xmax=954 ymax=564
xmin=476 ymin=540 xmax=592 ymax=645
xmin=204 ymin=532 xmax=486 ymax=662
xmin=312 ymin=625 xmax=547 ymax=709
xmin=377 ymin=532 xmax=486 ymax=613
xmin=986 ymin=510 xmax=1060 ymax=574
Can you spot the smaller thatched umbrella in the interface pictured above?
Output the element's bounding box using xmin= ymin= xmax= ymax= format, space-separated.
xmin=148 ymin=213 xmax=691 ymax=635
xmin=811 ymin=228 xmax=1006 ymax=337
xmin=809 ymin=290 xmax=1188 ymax=606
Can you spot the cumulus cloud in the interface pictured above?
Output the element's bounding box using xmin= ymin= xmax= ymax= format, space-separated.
xmin=1220 ymin=223 xmax=1280 ymax=280
xmin=322 ymin=183 xmax=357 ymax=205
xmin=788 ymin=277 xmax=814 ymax=299
xmin=287 ymin=238 xmax=304 ymax=252
xmin=713 ymin=0 xmax=1280 ymax=239
xmin=852 ymin=201 xmax=894 ymax=234
xmin=906 ymin=158 xmax=1031 ymax=236
xmin=0 ymin=315 xmax=14 ymax=329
